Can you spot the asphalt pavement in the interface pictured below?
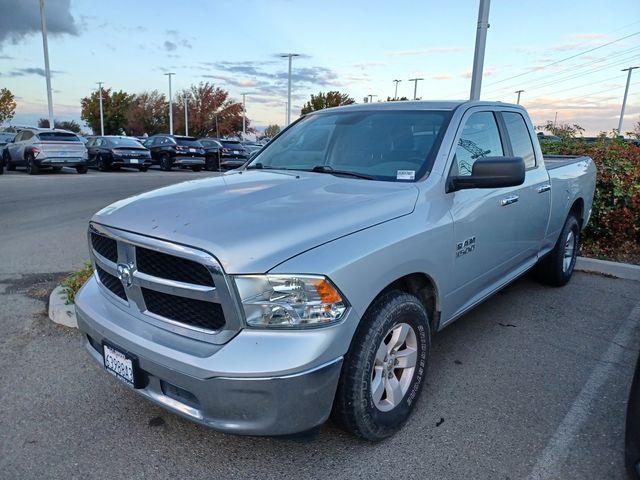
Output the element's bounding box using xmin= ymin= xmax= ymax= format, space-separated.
xmin=1 ymin=166 xmax=639 ymax=479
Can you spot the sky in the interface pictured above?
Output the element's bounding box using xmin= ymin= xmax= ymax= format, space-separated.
xmin=1 ymin=0 xmax=639 ymax=135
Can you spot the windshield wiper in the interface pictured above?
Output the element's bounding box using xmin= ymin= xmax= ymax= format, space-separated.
xmin=246 ymin=163 xmax=288 ymax=170
xmin=309 ymin=165 xmax=375 ymax=180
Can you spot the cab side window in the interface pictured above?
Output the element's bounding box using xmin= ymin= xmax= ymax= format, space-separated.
xmin=502 ymin=112 xmax=536 ymax=169
xmin=453 ymin=112 xmax=503 ymax=176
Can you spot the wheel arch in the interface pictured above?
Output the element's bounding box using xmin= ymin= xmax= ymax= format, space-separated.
xmin=569 ymin=197 xmax=585 ymax=228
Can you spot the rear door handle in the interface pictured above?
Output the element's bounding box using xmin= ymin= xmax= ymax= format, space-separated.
xmin=537 ymin=184 xmax=551 ymax=193
xmin=500 ymin=195 xmax=519 ymax=206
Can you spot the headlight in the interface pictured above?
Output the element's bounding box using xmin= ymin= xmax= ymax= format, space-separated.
xmin=234 ymin=275 xmax=348 ymax=328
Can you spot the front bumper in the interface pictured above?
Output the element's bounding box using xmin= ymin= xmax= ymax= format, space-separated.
xmin=75 ymin=277 xmax=344 ymax=435
xmin=171 ymin=156 xmax=205 ymax=167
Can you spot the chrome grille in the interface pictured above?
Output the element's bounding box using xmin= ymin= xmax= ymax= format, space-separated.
xmin=88 ymin=223 xmax=242 ymax=344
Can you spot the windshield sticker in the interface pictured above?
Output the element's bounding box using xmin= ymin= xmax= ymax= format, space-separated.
xmin=396 ymin=170 xmax=415 ymax=180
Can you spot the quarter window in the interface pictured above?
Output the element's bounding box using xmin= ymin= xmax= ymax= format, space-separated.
xmin=453 ymin=112 xmax=503 ymax=176
xmin=502 ymin=112 xmax=536 ymax=169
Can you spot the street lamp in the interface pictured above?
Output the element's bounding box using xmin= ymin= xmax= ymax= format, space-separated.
xmin=39 ymin=0 xmax=54 ymax=128
xmin=164 ymin=72 xmax=175 ymax=134
xmin=97 ymin=82 xmax=104 ymax=135
xmin=367 ymin=94 xmax=378 ymax=103
xmin=469 ymin=0 xmax=491 ymax=100
xmin=618 ymin=66 xmax=639 ymax=135
xmin=280 ymin=53 xmax=300 ymax=125
xmin=408 ymin=78 xmax=424 ymax=100
xmin=184 ymin=95 xmax=189 ymax=136
xmin=241 ymin=92 xmax=248 ymax=139
xmin=393 ymin=79 xmax=402 ymax=100
xmin=515 ymin=89 xmax=524 ymax=104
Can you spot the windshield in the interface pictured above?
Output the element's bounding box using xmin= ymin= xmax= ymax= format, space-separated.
xmin=37 ymin=132 xmax=81 ymax=142
xmin=175 ymin=137 xmax=202 ymax=147
xmin=248 ymin=110 xmax=451 ymax=181
xmin=109 ymin=137 xmax=143 ymax=147
xmin=221 ymin=140 xmax=242 ymax=147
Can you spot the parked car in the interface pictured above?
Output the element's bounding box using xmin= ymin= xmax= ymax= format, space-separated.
xmin=76 ymin=101 xmax=596 ymax=441
xmin=536 ymin=133 xmax=562 ymax=143
xmin=241 ymin=141 xmax=262 ymax=154
xmin=2 ymin=128 xmax=88 ymax=175
xmin=0 ymin=132 xmax=16 ymax=174
xmin=86 ymin=136 xmax=152 ymax=172
xmin=217 ymin=139 xmax=249 ymax=170
xmin=143 ymin=135 xmax=205 ymax=171
xmin=627 ymin=350 xmax=640 ymax=478
xmin=198 ymin=138 xmax=223 ymax=171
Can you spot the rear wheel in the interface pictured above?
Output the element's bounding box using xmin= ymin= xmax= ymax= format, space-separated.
xmin=76 ymin=165 xmax=88 ymax=174
xmin=333 ymin=290 xmax=430 ymax=441
xmin=160 ymin=155 xmax=172 ymax=171
xmin=96 ymin=155 xmax=108 ymax=172
xmin=535 ymin=214 xmax=580 ymax=287
xmin=138 ymin=166 xmax=148 ymax=172
xmin=192 ymin=165 xmax=202 ymax=172
xmin=26 ymin=153 xmax=39 ymax=175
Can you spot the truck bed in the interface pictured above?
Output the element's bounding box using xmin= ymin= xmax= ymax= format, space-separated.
xmin=543 ymin=155 xmax=591 ymax=170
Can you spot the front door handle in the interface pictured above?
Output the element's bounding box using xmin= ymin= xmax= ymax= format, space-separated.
xmin=537 ymin=184 xmax=551 ymax=193
xmin=500 ymin=195 xmax=519 ymax=206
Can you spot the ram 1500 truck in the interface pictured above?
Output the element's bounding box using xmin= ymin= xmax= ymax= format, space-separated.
xmin=75 ymin=101 xmax=596 ymax=441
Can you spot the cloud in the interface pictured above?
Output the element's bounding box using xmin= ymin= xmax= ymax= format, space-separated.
xmin=385 ymin=47 xmax=464 ymax=57
xmin=353 ymin=61 xmax=385 ymax=69
xmin=0 ymin=67 xmax=64 ymax=77
xmin=462 ymin=66 xmax=497 ymax=79
xmin=164 ymin=41 xmax=177 ymax=52
xmin=432 ymin=74 xmax=453 ymax=81
xmin=0 ymin=0 xmax=78 ymax=47
xmin=568 ymin=33 xmax=608 ymax=40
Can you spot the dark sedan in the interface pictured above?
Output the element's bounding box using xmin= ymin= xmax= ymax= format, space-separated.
xmin=199 ymin=138 xmax=223 ymax=171
xmin=86 ymin=136 xmax=151 ymax=172
xmin=217 ymin=139 xmax=249 ymax=170
xmin=627 ymin=350 xmax=640 ymax=478
xmin=143 ymin=134 xmax=205 ymax=171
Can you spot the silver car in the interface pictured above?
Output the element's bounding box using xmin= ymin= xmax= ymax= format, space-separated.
xmin=3 ymin=128 xmax=88 ymax=174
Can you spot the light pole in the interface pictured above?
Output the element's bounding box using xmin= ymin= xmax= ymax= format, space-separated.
xmin=469 ymin=0 xmax=491 ymax=101
xmin=39 ymin=0 xmax=54 ymax=128
xmin=393 ymin=79 xmax=402 ymax=100
xmin=184 ymin=95 xmax=189 ymax=136
xmin=408 ymin=78 xmax=424 ymax=100
xmin=164 ymin=72 xmax=175 ymax=134
xmin=97 ymin=82 xmax=104 ymax=135
xmin=617 ymin=66 xmax=638 ymax=135
xmin=280 ymin=53 xmax=299 ymax=125
xmin=515 ymin=89 xmax=524 ymax=104
xmin=367 ymin=94 xmax=378 ymax=103
xmin=241 ymin=92 xmax=247 ymax=139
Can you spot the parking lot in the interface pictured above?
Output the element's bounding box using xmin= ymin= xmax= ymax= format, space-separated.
xmin=1 ymin=169 xmax=639 ymax=479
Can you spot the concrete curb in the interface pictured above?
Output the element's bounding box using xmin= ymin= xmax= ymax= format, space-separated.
xmin=48 ymin=285 xmax=77 ymax=328
xmin=575 ymin=256 xmax=640 ymax=281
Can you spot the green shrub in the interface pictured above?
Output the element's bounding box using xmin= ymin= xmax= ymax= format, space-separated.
xmin=540 ymin=138 xmax=640 ymax=263
xmin=61 ymin=262 xmax=94 ymax=304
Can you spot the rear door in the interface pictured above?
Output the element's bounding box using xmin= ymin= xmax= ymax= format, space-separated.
xmin=444 ymin=109 xmax=523 ymax=318
xmin=499 ymin=110 xmax=551 ymax=263
xmin=7 ymin=131 xmax=24 ymax=162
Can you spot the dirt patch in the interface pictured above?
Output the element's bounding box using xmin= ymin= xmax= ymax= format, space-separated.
xmin=1 ymin=272 xmax=69 ymax=302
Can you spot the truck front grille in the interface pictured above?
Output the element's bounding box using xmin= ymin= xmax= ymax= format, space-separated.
xmin=136 ymin=246 xmax=214 ymax=287
xmin=96 ymin=265 xmax=126 ymax=300
xmin=91 ymin=232 xmax=117 ymax=262
xmin=88 ymin=224 xmax=240 ymax=343
xmin=142 ymin=288 xmax=225 ymax=331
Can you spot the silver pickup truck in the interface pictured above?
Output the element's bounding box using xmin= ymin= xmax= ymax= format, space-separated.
xmin=76 ymin=101 xmax=596 ymax=441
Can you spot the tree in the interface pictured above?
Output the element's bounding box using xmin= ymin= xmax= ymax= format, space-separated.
xmin=262 ymin=124 xmax=281 ymax=139
xmin=628 ymin=121 xmax=640 ymax=140
xmin=172 ymin=82 xmax=248 ymax=138
xmin=538 ymin=120 xmax=585 ymax=141
xmin=126 ymin=90 xmax=168 ymax=136
xmin=0 ymin=88 xmax=16 ymax=125
xmin=300 ymin=91 xmax=355 ymax=115
xmin=80 ymin=88 xmax=133 ymax=134
xmin=37 ymin=118 xmax=81 ymax=133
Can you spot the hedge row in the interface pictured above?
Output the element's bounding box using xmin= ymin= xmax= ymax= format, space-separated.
xmin=540 ymin=139 xmax=640 ymax=264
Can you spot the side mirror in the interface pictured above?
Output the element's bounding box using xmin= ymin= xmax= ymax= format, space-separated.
xmin=448 ymin=156 xmax=525 ymax=192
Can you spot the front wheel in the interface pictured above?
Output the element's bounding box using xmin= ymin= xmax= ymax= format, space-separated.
xmin=96 ymin=155 xmax=108 ymax=172
xmin=192 ymin=165 xmax=202 ymax=172
xmin=535 ymin=214 xmax=580 ymax=287
xmin=76 ymin=165 xmax=88 ymax=174
xmin=4 ymin=151 xmax=15 ymax=171
xmin=160 ymin=155 xmax=172 ymax=171
xmin=333 ymin=290 xmax=430 ymax=441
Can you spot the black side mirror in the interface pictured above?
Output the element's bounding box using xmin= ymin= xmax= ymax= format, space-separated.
xmin=448 ymin=156 xmax=525 ymax=192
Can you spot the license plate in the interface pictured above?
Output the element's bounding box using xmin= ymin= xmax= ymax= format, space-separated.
xmin=129 ymin=159 xmax=139 ymax=164
xmin=189 ymin=148 xmax=196 ymax=152
xmin=103 ymin=343 xmax=137 ymax=387
xmin=233 ymin=150 xmax=239 ymax=154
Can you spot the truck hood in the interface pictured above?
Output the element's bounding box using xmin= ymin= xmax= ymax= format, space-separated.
xmin=93 ymin=170 xmax=419 ymax=273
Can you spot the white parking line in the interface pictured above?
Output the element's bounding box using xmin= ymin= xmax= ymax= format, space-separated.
xmin=528 ymin=299 xmax=640 ymax=480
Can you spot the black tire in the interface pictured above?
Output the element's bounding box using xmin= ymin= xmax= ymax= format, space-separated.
xmin=160 ymin=155 xmax=173 ymax=171
xmin=333 ymin=290 xmax=430 ymax=441
xmin=76 ymin=165 xmax=88 ymax=174
xmin=138 ymin=166 xmax=148 ymax=172
xmin=205 ymin=157 xmax=220 ymax=171
xmin=52 ymin=166 xmax=62 ymax=172
xmin=0 ymin=156 xmax=4 ymax=175
xmin=26 ymin=153 xmax=39 ymax=175
xmin=535 ymin=214 xmax=580 ymax=287
xmin=192 ymin=165 xmax=202 ymax=172
xmin=4 ymin=151 xmax=15 ymax=171
xmin=96 ymin=155 xmax=108 ymax=172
